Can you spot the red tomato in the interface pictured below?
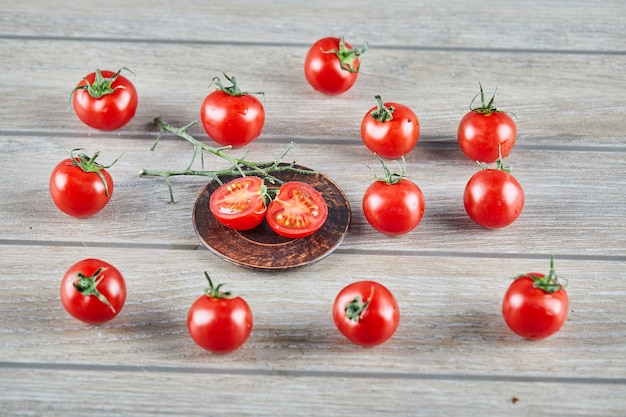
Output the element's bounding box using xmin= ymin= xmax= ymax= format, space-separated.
xmin=463 ymin=159 xmax=524 ymax=229
xmin=60 ymin=258 xmax=126 ymax=324
xmin=187 ymin=273 xmax=253 ymax=354
xmin=266 ymin=181 xmax=328 ymax=239
xmin=362 ymin=159 xmax=425 ymax=236
xmin=304 ymin=36 xmax=367 ymax=95
xmin=361 ymin=95 xmax=420 ymax=159
xmin=210 ymin=176 xmax=268 ymax=231
xmin=49 ymin=149 xmax=117 ymax=218
xmin=71 ymin=68 xmax=138 ymax=130
xmin=200 ymin=73 xmax=265 ymax=147
xmin=457 ymin=85 xmax=516 ymax=163
xmin=502 ymin=257 xmax=569 ymax=339
xmin=333 ymin=280 xmax=400 ymax=347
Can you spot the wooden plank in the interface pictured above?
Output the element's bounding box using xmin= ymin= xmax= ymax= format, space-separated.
xmin=1 ymin=245 xmax=624 ymax=379
xmin=2 ymin=41 xmax=626 ymax=147
xmin=2 ymin=367 xmax=625 ymax=417
xmin=3 ymin=0 xmax=625 ymax=52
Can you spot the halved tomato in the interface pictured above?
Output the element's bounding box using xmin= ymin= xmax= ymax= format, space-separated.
xmin=266 ymin=181 xmax=328 ymax=239
xmin=209 ymin=176 xmax=267 ymax=231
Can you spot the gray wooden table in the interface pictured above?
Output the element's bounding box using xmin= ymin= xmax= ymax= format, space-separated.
xmin=1 ymin=1 xmax=625 ymax=415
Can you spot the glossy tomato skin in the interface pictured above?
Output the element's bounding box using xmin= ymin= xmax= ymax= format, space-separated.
xmin=463 ymin=168 xmax=524 ymax=229
xmin=362 ymin=179 xmax=425 ymax=236
xmin=200 ymin=90 xmax=265 ymax=147
xmin=49 ymin=158 xmax=114 ymax=218
xmin=187 ymin=293 xmax=253 ymax=354
xmin=60 ymin=259 xmax=126 ymax=324
xmin=333 ymin=281 xmax=400 ymax=347
xmin=266 ymin=181 xmax=328 ymax=239
xmin=502 ymin=274 xmax=569 ymax=339
xmin=210 ymin=177 xmax=267 ymax=231
xmin=72 ymin=70 xmax=138 ymax=130
xmin=304 ymin=37 xmax=360 ymax=95
xmin=361 ymin=102 xmax=420 ymax=159
xmin=457 ymin=111 xmax=516 ymax=163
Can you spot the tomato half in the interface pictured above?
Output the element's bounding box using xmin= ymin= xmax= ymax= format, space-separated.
xmin=187 ymin=273 xmax=253 ymax=354
xmin=463 ymin=162 xmax=524 ymax=229
xmin=210 ymin=176 xmax=268 ymax=231
xmin=49 ymin=149 xmax=116 ymax=218
xmin=502 ymin=258 xmax=569 ymax=339
xmin=333 ymin=280 xmax=400 ymax=347
xmin=457 ymin=85 xmax=516 ymax=163
xmin=361 ymin=95 xmax=420 ymax=159
xmin=71 ymin=68 xmax=138 ymax=131
xmin=266 ymin=181 xmax=328 ymax=239
xmin=60 ymin=258 xmax=126 ymax=324
xmin=304 ymin=36 xmax=367 ymax=95
xmin=200 ymin=74 xmax=265 ymax=147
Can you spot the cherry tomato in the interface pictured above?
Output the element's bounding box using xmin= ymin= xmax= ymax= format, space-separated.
xmin=60 ymin=258 xmax=126 ymax=324
xmin=502 ymin=257 xmax=569 ymax=339
xmin=362 ymin=158 xmax=425 ymax=236
xmin=333 ymin=280 xmax=400 ymax=347
xmin=463 ymin=159 xmax=524 ymax=229
xmin=50 ymin=149 xmax=118 ymax=218
xmin=200 ymin=73 xmax=265 ymax=147
xmin=457 ymin=84 xmax=516 ymax=163
xmin=210 ymin=176 xmax=268 ymax=231
xmin=266 ymin=181 xmax=328 ymax=239
xmin=361 ymin=95 xmax=420 ymax=159
xmin=304 ymin=36 xmax=367 ymax=95
xmin=71 ymin=68 xmax=138 ymax=131
xmin=187 ymin=273 xmax=253 ymax=354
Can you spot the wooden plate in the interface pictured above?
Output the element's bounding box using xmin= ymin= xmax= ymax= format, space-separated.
xmin=192 ymin=165 xmax=351 ymax=270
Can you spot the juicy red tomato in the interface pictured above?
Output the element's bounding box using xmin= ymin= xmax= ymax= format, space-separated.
xmin=210 ymin=176 xmax=267 ymax=231
xmin=187 ymin=273 xmax=253 ymax=354
xmin=71 ymin=68 xmax=138 ymax=131
xmin=457 ymin=85 xmax=516 ymax=163
xmin=361 ymin=95 xmax=420 ymax=159
xmin=362 ymin=160 xmax=425 ymax=236
xmin=200 ymin=73 xmax=265 ymax=147
xmin=304 ymin=36 xmax=367 ymax=95
xmin=502 ymin=258 xmax=569 ymax=339
xmin=333 ymin=280 xmax=400 ymax=347
xmin=60 ymin=258 xmax=126 ymax=324
xmin=49 ymin=149 xmax=116 ymax=218
xmin=266 ymin=181 xmax=328 ymax=239
xmin=463 ymin=161 xmax=524 ymax=229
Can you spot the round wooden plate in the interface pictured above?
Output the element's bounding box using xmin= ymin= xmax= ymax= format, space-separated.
xmin=192 ymin=165 xmax=351 ymax=270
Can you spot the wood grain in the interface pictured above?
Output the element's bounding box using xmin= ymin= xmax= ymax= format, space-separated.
xmin=1 ymin=1 xmax=625 ymax=416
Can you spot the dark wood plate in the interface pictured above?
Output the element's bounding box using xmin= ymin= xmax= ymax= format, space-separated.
xmin=192 ymin=165 xmax=351 ymax=270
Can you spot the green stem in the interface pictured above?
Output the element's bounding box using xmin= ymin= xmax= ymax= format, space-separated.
xmin=140 ymin=117 xmax=317 ymax=203
xmin=73 ymin=268 xmax=116 ymax=313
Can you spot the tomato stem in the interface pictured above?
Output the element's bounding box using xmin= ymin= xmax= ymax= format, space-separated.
xmin=344 ymin=285 xmax=375 ymax=322
xmin=210 ymin=73 xmax=264 ymax=99
xmin=140 ymin=118 xmax=317 ymax=203
xmin=203 ymin=272 xmax=235 ymax=299
xmin=321 ymin=36 xmax=368 ymax=73
xmin=530 ymin=256 xmax=568 ymax=293
xmin=69 ymin=67 xmax=134 ymax=107
xmin=70 ymin=148 xmax=121 ymax=197
xmin=469 ymin=83 xmax=516 ymax=118
xmin=368 ymin=155 xmax=406 ymax=185
xmin=73 ymin=267 xmax=116 ymax=313
xmin=369 ymin=95 xmax=394 ymax=123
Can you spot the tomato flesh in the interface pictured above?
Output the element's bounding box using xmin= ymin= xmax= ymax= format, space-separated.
xmin=266 ymin=181 xmax=328 ymax=239
xmin=210 ymin=177 xmax=267 ymax=231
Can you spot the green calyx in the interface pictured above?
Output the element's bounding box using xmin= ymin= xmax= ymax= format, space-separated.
xmin=211 ymin=73 xmax=264 ymax=98
xmin=370 ymin=95 xmax=394 ymax=123
xmin=69 ymin=67 xmax=134 ymax=105
xmin=73 ymin=267 xmax=116 ymax=313
xmin=369 ymin=155 xmax=406 ymax=185
xmin=470 ymin=83 xmax=499 ymax=115
xmin=70 ymin=148 xmax=120 ymax=197
xmin=526 ymin=256 xmax=568 ymax=293
xmin=323 ymin=36 xmax=368 ymax=73
xmin=344 ymin=296 xmax=370 ymax=322
xmin=204 ymin=272 xmax=235 ymax=299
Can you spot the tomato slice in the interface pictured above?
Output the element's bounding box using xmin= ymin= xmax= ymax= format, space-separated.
xmin=266 ymin=181 xmax=328 ymax=239
xmin=209 ymin=176 xmax=267 ymax=231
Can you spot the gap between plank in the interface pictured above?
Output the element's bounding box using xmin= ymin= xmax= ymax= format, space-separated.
xmin=1 ymin=361 xmax=624 ymax=385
